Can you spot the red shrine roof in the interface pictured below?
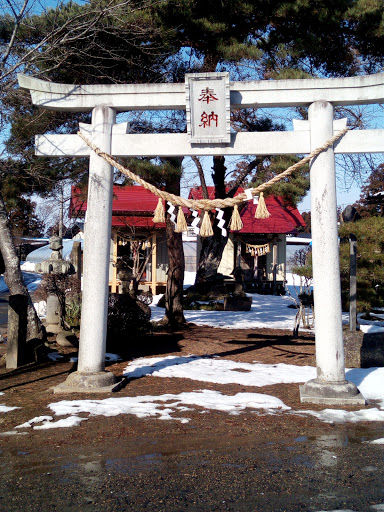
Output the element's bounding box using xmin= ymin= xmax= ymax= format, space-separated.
xmin=70 ymin=185 xmax=305 ymax=234
xmin=239 ymin=195 xmax=305 ymax=234
xmin=69 ymin=185 xmax=166 ymax=229
xmin=188 ymin=186 xmax=305 ymax=234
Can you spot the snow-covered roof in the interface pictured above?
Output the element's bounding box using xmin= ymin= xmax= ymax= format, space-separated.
xmin=25 ymin=239 xmax=84 ymax=263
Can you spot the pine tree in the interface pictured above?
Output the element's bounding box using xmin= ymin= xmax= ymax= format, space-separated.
xmin=153 ymin=0 xmax=384 ymax=288
xmin=354 ymin=164 xmax=384 ymax=217
xmin=2 ymin=0 xmax=384 ymax=320
xmin=339 ymin=217 xmax=384 ymax=313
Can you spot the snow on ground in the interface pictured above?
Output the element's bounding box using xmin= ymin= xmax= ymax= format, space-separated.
xmin=20 ymin=261 xmax=37 ymax=272
xmin=34 ymin=301 xmax=47 ymax=319
xmin=152 ymin=271 xmax=313 ymax=330
xmin=358 ymin=314 xmax=384 ymax=334
xmin=4 ymin=271 xmax=384 ymax=438
xmin=8 ymin=358 xmax=384 ymax=433
xmin=0 ymin=269 xmax=41 ymax=294
xmin=123 ymin=356 xmax=316 ymax=386
xmin=369 ymin=438 xmax=384 ymax=444
xmin=151 ymin=290 xmax=304 ymax=330
xmin=0 ymin=405 xmax=20 ymax=413
xmin=17 ymin=390 xmax=290 ymax=429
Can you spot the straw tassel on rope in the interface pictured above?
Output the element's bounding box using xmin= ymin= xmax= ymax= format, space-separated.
xmin=200 ymin=211 xmax=214 ymax=237
xmin=153 ymin=198 xmax=165 ymax=223
xmin=255 ymin=192 xmax=270 ymax=219
xmin=175 ymin=206 xmax=188 ymax=233
xmin=78 ymin=128 xmax=348 ymax=221
xmin=230 ymin=204 xmax=243 ymax=231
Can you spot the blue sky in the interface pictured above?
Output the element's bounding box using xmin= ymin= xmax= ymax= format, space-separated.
xmin=31 ymin=0 xmax=83 ymax=15
xmin=298 ymin=182 xmax=362 ymax=213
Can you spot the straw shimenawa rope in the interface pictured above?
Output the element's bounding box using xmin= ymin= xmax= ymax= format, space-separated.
xmin=77 ymin=127 xmax=349 ymax=212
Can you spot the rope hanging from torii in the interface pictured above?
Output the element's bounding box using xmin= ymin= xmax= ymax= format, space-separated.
xmin=77 ymin=127 xmax=349 ymax=237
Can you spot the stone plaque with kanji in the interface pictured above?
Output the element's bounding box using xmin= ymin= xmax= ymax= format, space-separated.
xmin=185 ymin=72 xmax=230 ymax=144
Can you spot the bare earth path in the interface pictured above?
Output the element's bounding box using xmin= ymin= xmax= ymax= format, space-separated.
xmin=0 ymin=324 xmax=384 ymax=512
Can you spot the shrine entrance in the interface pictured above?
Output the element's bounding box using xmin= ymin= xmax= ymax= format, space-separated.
xmin=19 ymin=71 xmax=384 ymax=403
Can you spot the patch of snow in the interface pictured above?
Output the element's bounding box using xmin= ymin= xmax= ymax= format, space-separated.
xmin=16 ymin=414 xmax=87 ymax=430
xmin=123 ymin=356 xmax=316 ymax=386
xmin=296 ymin=408 xmax=384 ymax=424
xmin=184 ymin=271 xmax=196 ymax=287
xmin=7 ymin=357 xmax=384 ymax=429
xmin=357 ymin=313 xmax=384 ymax=333
xmin=20 ymin=261 xmax=37 ymax=272
xmin=34 ymin=416 xmax=87 ymax=429
xmin=151 ymin=292 xmax=305 ymax=330
xmin=312 ymin=509 xmax=358 ymax=512
xmin=16 ymin=416 xmax=53 ymax=428
xmin=367 ymin=438 xmax=384 ymax=444
xmin=0 ymin=271 xmax=42 ymax=293
xmin=345 ymin=367 xmax=384 ymax=404
xmin=38 ymin=389 xmax=289 ymax=428
xmin=0 ymin=405 xmax=19 ymax=413
xmin=360 ymin=324 xmax=384 ymax=334
xmin=0 ymin=431 xmax=28 ymax=436
xmin=33 ymin=301 xmax=47 ymax=319
xmin=151 ymin=294 xmax=163 ymax=306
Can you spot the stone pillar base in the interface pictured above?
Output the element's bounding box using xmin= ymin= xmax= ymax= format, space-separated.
xmin=300 ymin=378 xmax=366 ymax=405
xmin=53 ymin=371 xmax=117 ymax=394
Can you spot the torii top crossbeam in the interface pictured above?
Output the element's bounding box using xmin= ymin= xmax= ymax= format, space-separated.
xmin=18 ymin=73 xmax=384 ymax=158
xmin=18 ymin=72 xmax=384 ymax=111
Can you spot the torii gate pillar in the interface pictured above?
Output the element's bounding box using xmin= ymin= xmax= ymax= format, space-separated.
xmin=300 ymin=101 xmax=364 ymax=404
xmin=55 ymin=105 xmax=117 ymax=392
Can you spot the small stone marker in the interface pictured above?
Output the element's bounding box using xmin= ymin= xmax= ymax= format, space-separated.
xmin=70 ymin=241 xmax=82 ymax=280
xmin=349 ymin=234 xmax=357 ymax=332
xmin=45 ymin=295 xmax=62 ymax=334
xmin=6 ymin=294 xmax=28 ymax=369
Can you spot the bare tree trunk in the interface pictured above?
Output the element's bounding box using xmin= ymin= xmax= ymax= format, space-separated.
xmin=192 ymin=156 xmax=209 ymax=199
xmin=194 ymin=156 xmax=230 ymax=289
xmin=194 ymin=156 xmax=260 ymax=290
xmin=161 ymin=163 xmax=186 ymax=326
xmin=162 ymin=216 xmax=186 ymax=326
xmin=194 ymin=207 xmax=232 ymax=289
xmin=0 ymin=191 xmax=45 ymax=344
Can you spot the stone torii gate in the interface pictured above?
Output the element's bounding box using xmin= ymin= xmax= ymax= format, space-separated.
xmin=19 ymin=72 xmax=384 ymax=403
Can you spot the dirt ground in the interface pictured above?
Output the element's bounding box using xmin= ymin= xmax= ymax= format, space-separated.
xmin=0 ymin=324 xmax=384 ymax=512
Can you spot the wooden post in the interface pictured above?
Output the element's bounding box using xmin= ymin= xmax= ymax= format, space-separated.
xmin=111 ymin=232 xmax=118 ymax=293
xmin=272 ymin=239 xmax=278 ymax=295
xmin=70 ymin=241 xmax=82 ymax=280
xmin=349 ymin=234 xmax=357 ymax=332
xmin=6 ymin=295 xmax=28 ymax=369
xmin=236 ymin=240 xmax=241 ymax=267
xmin=151 ymin=234 xmax=157 ymax=295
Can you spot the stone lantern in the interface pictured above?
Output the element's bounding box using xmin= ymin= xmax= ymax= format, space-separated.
xmin=36 ymin=236 xmax=73 ymax=333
